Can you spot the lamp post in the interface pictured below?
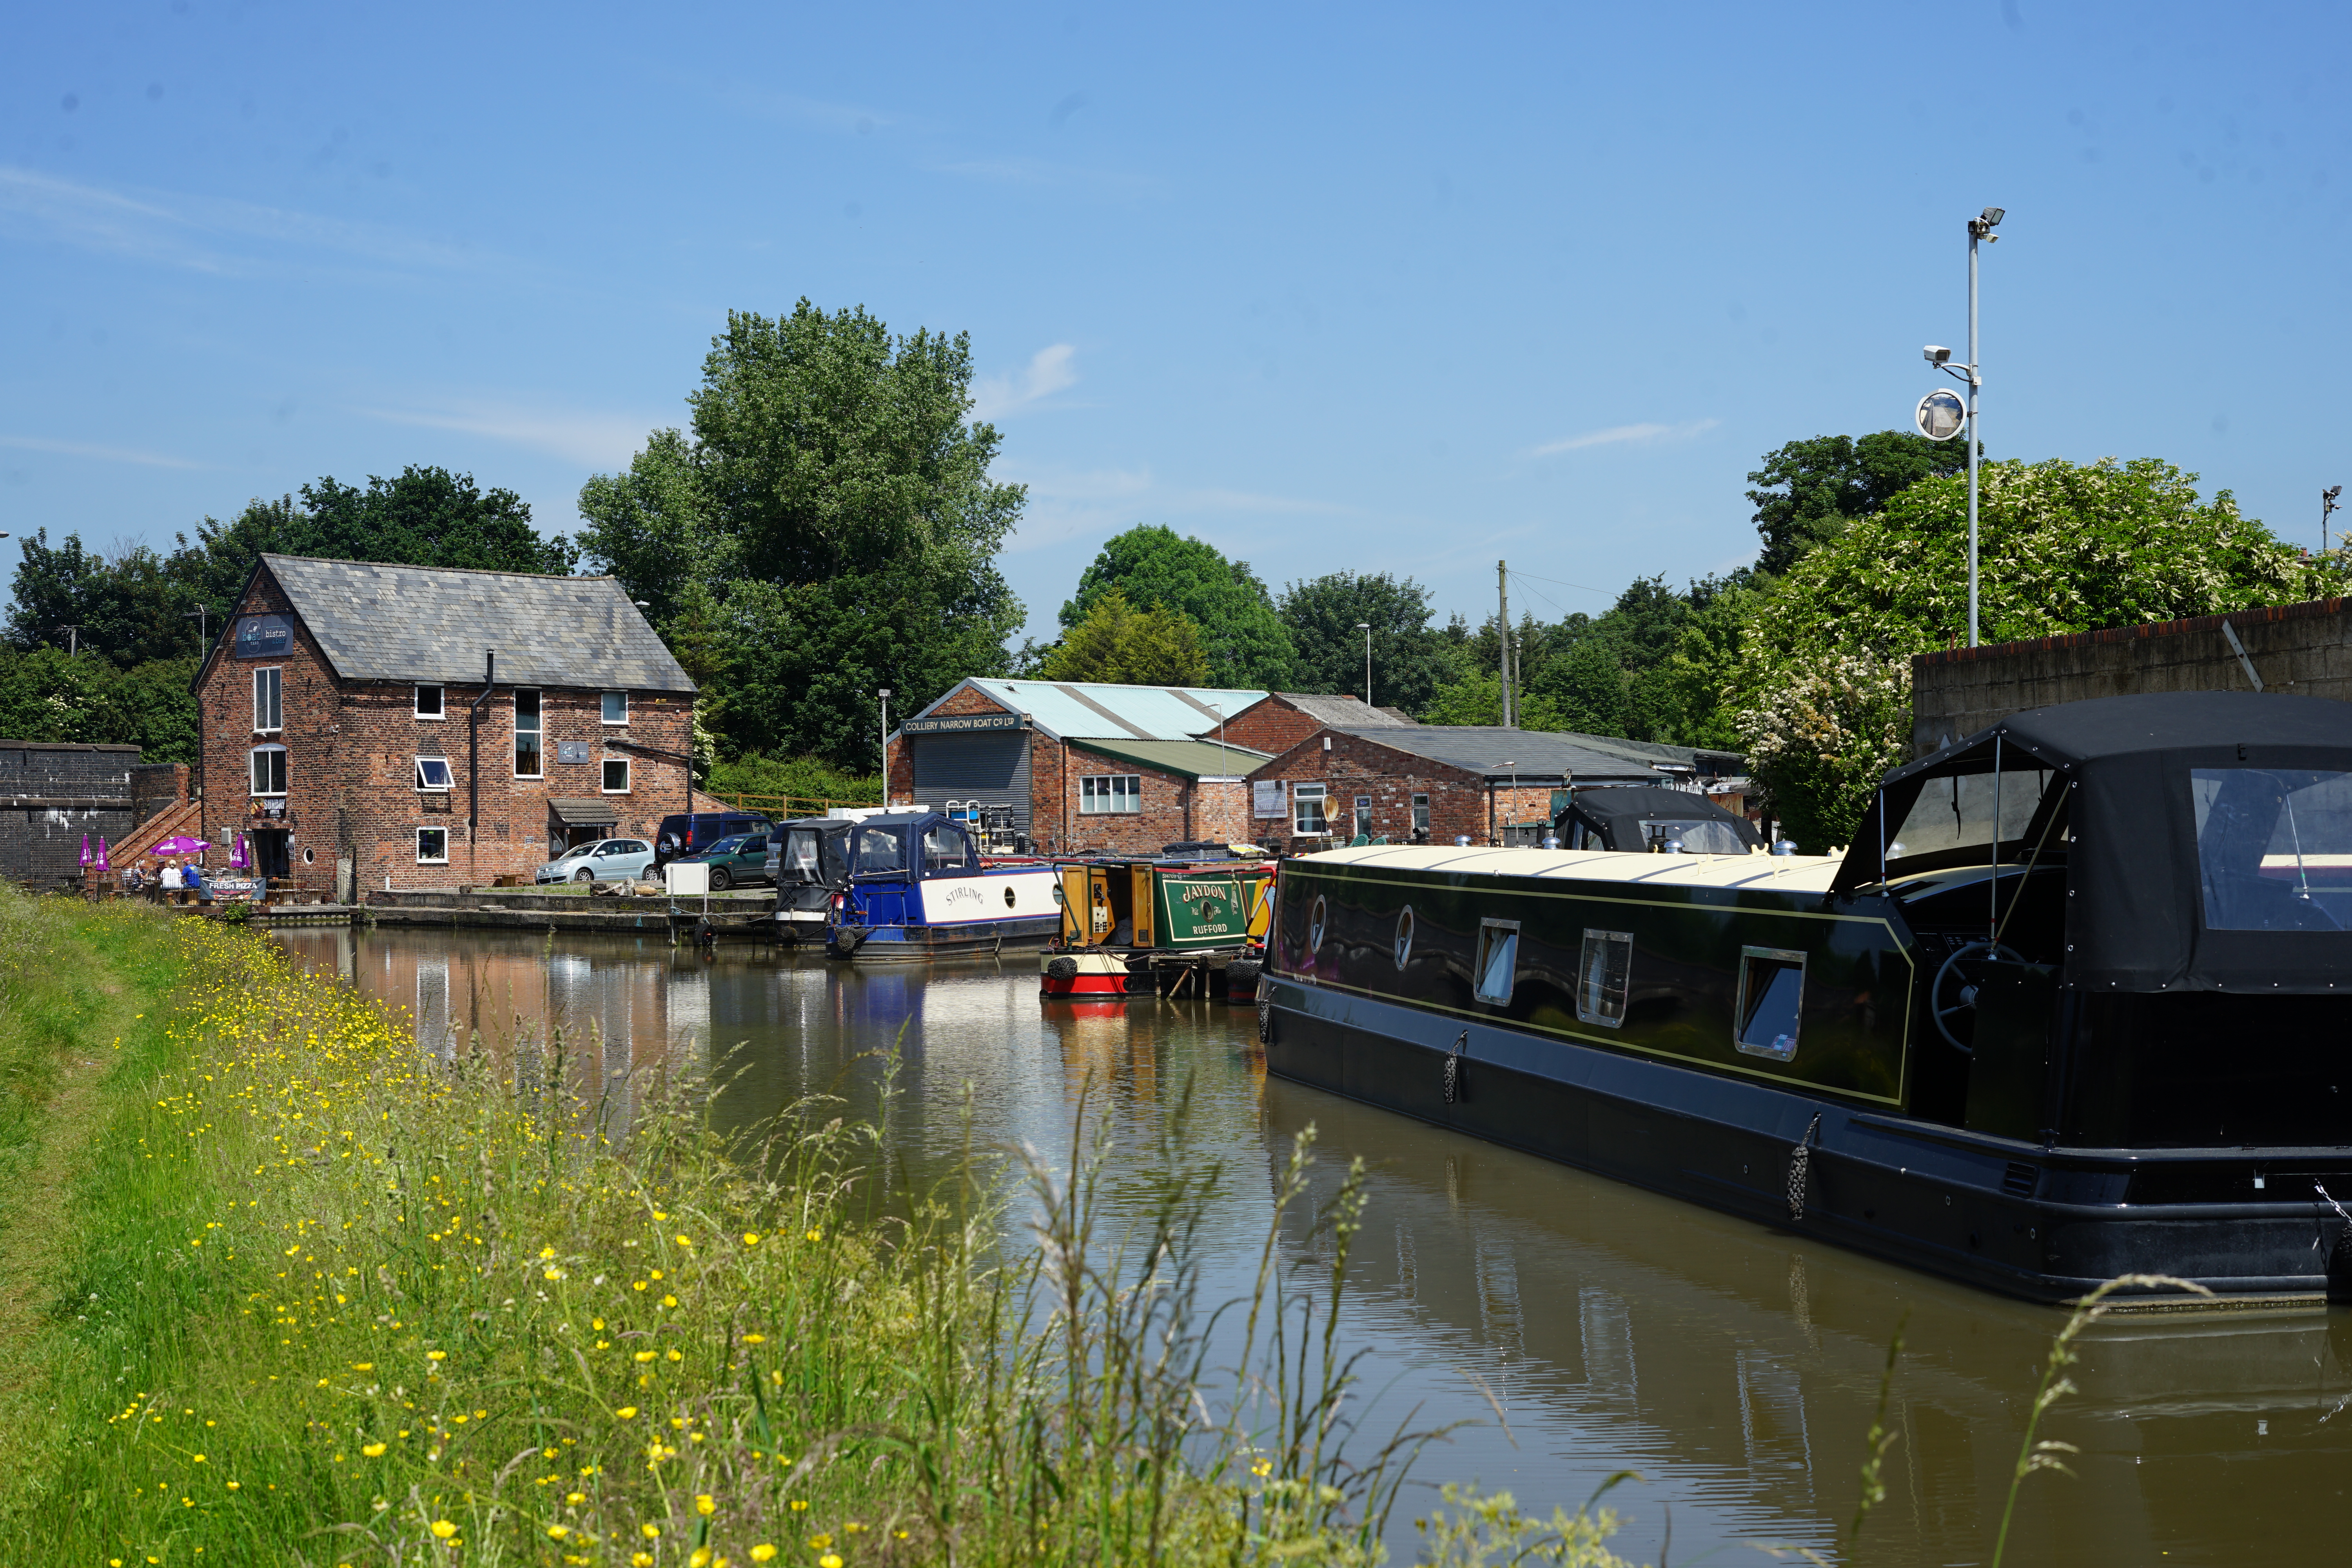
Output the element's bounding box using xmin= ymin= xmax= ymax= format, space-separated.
xmin=2325 ymin=486 xmax=2342 ymax=555
xmin=1922 ymin=205 xmax=2002 ymax=647
xmin=878 ymin=688 xmax=892 ymax=803
xmin=1355 ymin=622 xmax=1372 ymax=706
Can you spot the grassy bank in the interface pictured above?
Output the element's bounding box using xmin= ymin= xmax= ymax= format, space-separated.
xmin=0 ymin=891 xmax=1631 ymax=1568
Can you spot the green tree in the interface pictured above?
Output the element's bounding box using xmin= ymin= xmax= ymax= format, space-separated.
xmin=578 ymin=301 xmax=1026 ymax=769
xmin=1276 ymin=571 xmax=1449 ymax=714
xmin=0 ymin=647 xmax=200 ymax=762
xmin=1731 ymin=456 xmax=2349 ymax=846
xmin=1748 ymin=430 xmax=1968 ymax=574
xmin=4 ymin=535 xmax=209 ymax=666
xmin=1038 ymin=587 xmax=1209 ymax=684
xmin=1062 ymin=526 xmax=1296 ymax=689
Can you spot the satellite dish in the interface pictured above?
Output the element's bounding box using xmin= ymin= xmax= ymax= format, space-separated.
xmin=1915 ymin=389 xmax=1966 ymax=441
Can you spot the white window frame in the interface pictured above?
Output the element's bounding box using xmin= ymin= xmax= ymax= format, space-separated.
xmin=415 ymin=826 xmax=450 ymax=864
xmin=415 ymin=684 xmax=445 ymax=720
xmin=252 ymin=667 xmax=282 ymax=734
xmin=414 ymin=756 xmax=453 ymax=793
xmin=1079 ymin=774 xmax=1142 ymax=815
xmin=249 ymin=743 xmax=288 ymax=797
xmin=601 ymin=691 xmax=629 ymax=725
xmin=1293 ymin=782 xmax=1328 ymax=837
xmin=602 ymin=757 xmax=631 ymax=794
xmin=1412 ymin=792 xmax=1431 ymax=835
xmin=513 ymin=688 xmax=543 ymax=779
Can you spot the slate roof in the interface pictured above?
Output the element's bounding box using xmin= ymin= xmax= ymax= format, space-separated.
xmin=1249 ymin=692 xmax=1417 ymax=730
xmin=260 ymin=555 xmax=694 ymax=692
xmin=1065 ymin=737 xmax=1274 ymax=780
xmin=1312 ymin=725 xmax=1743 ymax=783
xmin=935 ymin=679 xmax=1268 ymax=742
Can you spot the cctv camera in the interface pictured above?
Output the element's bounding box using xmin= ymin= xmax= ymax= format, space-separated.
xmin=1924 ymin=346 xmax=1952 ymax=365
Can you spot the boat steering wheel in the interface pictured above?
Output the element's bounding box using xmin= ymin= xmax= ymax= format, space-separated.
xmin=1931 ymin=941 xmax=2023 ymax=1054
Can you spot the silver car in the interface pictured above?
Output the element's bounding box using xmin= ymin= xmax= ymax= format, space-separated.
xmin=536 ymin=837 xmax=655 ymax=884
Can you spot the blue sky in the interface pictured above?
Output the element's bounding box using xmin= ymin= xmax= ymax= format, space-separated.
xmin=4 ymin=1 xmax=2348 ymax=646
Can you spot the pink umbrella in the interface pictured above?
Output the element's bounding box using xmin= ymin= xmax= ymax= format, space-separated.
xmin=229 ymin=833 xmax=249 ymax=870
xmin=151 ymin=835 xmax=209 ymax=855
xmin=79 ymin=834 xmax=91 ymax=867
xmin=94 ymin=838 xmax=111 ymax=873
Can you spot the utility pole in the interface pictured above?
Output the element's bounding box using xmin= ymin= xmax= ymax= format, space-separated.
xmin=1355 ymin=622 xmax=1372 ymax=707
xmin=1497 ymin=560 xmax=1514 ymax=728
xmin=57 ymin=625 xmax=81 ymax=657
xmin=2325 ymin=486 xmax=2342 ymax=556
xmin=1964 ymin=207 xmax=2002 ymax=647
xmin=878 ymin=688 xmax=892 ymax=802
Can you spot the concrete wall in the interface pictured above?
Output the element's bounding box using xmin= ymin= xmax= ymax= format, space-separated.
xmin=1910 ymin=596 xmax=2352 ymax=756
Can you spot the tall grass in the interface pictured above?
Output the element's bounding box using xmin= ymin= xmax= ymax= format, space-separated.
xmin=0 ymin=897 xmax=1632 ymax=1568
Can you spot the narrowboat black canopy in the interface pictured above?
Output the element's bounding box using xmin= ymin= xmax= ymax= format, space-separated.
xmin=1557 ymin=785 xmax=1762 ymax=855
xmin=1837 ymin=691 xmax=2352 ymax=995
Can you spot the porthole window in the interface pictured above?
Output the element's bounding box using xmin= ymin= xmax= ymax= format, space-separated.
xmin=1394 ymin=905 xmax=1415 ymax=970
xmin=301 ymin=847 xmax=316 ymax=864
xmin=1307 ymin=894 xmax=1328 ymax=951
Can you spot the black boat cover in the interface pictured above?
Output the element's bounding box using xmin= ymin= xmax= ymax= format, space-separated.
xmin=1559 ymin=785 xmax=1763 ymax=854
xmin=1840 ymin=691 xmax=2352 ymax=994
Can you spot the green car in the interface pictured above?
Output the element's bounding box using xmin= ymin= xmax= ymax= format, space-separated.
xmin=673 ymin=832 xmax=773 ymax=891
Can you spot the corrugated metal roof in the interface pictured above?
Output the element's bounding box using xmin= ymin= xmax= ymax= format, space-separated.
xmin=955 ymin=679 xmax=1267 ymax=741
xmin=1321 ymin=725 xmax=1715 ymax=782
xmin=1067 ymin=737 xmax=1273 ymax=780
xmin=261 ymin=555 xmax=695 ymax=692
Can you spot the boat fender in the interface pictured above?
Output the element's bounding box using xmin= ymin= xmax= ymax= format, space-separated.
xmin=1787 ymin=1112 xmax=1823 ymax=1221
xmin=1045 ymin=955 xmax=1080 ymax=980
xmin=1256 ymin=986 xmax=1273 ymax=1046
xmin=1225 ymin=958 xmax=1261 ymax=985
xmin=1443 ymin=1029 xmax=1467 ymax=1105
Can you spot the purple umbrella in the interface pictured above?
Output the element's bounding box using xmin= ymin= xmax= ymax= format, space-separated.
xmin=151 ymin=835 xmax=210 ymax=855
xmin=94 ymin=838 xmax=111 ymax=873
xmin=79 ymin=834 xmax=91 ymax=867
xmin=229 ymin=833 xmax=249 ymax=870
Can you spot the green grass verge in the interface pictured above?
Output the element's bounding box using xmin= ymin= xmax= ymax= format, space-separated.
xmin=0 ymin=887 xmax=1633 ymax=1568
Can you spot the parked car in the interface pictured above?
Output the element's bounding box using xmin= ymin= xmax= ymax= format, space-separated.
xmin=652 ymin=811 xmax=775 ymax=869
xmin=670 ymin=832 xmax=773 ymax=891
xmin=535 ymin=837 xmax=656 ymax=885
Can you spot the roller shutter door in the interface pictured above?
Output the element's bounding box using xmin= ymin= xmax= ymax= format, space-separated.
xmin=910 ymin=731 xmax=1032 ymax=830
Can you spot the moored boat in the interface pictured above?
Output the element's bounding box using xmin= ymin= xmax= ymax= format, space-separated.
xmin=1038 ymin=849 xmax=1274 ymax=1000
xmin=816 ymin=811 xmax=1061 ymax=960
xmin=1260 ymin=692 xmax=2352 ymax=1303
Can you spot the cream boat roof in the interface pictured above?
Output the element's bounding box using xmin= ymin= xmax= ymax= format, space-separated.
xmin=1295 ymin=843 xmax=1847 ymax=893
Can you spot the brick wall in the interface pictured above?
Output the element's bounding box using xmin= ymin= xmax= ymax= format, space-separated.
xmin=1049 ymin=757 xmax=1248 ymax=856
xmin=1029 ymin=730 xmax=1069 ymax=850
xmin=0 ymin=740 xmax=138 ymax=886
xmin=887 ymin=683 xmax=1013 ymax=806
xmin=1216 ymin=695 xmax=1387 ymax=756
xmin=132 ymin=762 xmax=190 ymax=823
xmin=197 ymin=567 xmax=696 ymax=895
xmin=1248 ymin=732 xmax=1503 ymax=846
xmin=1911 ymin=596 xmax=2352 ymax=756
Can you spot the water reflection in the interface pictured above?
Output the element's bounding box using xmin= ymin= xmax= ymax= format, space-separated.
xmin=274 ymin=925 xmax=2352 ymax=1567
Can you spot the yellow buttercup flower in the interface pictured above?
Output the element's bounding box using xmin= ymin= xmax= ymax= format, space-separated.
xmin=615 ymin=1406 xmax=639 ymax=1419
xmin=429 ymin=1520 xmax=457 ymax=1540
xmin=820 ymin=1555 xmax=843 ymax=1568
xmin=362 ymin=1443 xmax=387 ymax=1457
xmin=742 ymin=1231 xmax=760 ymax=1245
xmin=695 ymin=1492 xmax=716 ymax=1515
xmin=641 ymin=1523 xmax=661 ymax=1539
xmin=750 ymin=1548 xmax=777 ymax=1564
xmin=805 ymin=1229 xmax=822 ymax=1242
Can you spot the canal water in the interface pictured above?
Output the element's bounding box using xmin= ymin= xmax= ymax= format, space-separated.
xmin=273 ymin=925 xmax=2352 ymax=1566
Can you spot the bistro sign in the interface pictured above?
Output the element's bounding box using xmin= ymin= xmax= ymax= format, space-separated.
xmin=901 ymin=713 xmax=1028 ymax=735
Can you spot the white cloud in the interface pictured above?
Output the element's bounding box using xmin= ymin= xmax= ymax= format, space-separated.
xmin=0 ymin=434 xmax=210 ymax=470
xmin=353 ymin=401 xmax=662 ymax=468
xmin=1527 ymin=418 xmax=1719 ymax=457
xmin=971 ymin=344 xmax=1080 ymax=421
xmin=0 ymin=165 xmax=499 ymax=279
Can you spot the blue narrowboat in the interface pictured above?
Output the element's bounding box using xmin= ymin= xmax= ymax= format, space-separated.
xmin=821 ymin=811 xmax=1062 ymax=960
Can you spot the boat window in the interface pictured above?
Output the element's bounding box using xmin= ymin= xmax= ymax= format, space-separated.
xmin=2192 ymin=768 xmax=2352 ymax=931
xmin=922 ymin=823 xmax=972 ymax=872
xmin=1307 ymin=894 xmax=1328 ymax=951
xmin=784 ymin=829 xmax=823 ymax=878
xmin=1641 ymin=818 xmax=1746 ymax=855
xmin=855 ymin=828 xmax=906 ymax=875
xmin=1474 ymin=919 xmax=1519 ymax=1005
xmin=1735 ymin=947 xmax=1806 ymax=1062
xmin=1889 ymin=767 xmax=2049 ymax=859
xmin=1394 ymin=906 xmax=1415 ymax=970
xmin=1576 ymin=929 xmax=1633 ymax=1028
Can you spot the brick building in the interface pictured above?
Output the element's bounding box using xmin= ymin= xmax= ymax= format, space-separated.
xmin=1245 ymin=725 xmax=1746 ymax=850
xmin=193 ymin=555 xmax=697 ymax=897
xmin=0 ymin=740 xmax=138 ymax=888
xmin=1212 ymin=691 xmax=1416 ymax=756
xmin=885 ymin=677 xmax=1272 ymax=855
